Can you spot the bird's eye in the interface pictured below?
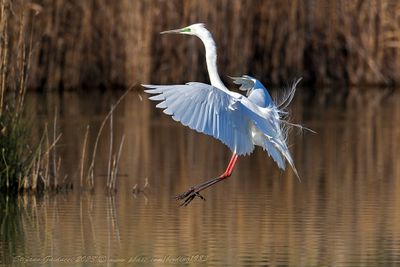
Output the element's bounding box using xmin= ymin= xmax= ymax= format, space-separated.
xmin=181 ymin=27 xmax=191 ymax=33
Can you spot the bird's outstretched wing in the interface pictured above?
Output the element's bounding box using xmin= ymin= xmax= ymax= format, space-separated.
xmin=143 ymin=82 xmax=256 ymax=155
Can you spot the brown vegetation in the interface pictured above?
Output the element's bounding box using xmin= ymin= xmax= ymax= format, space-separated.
xmin=2 ymin=0 xmax=400 ymax=90
xmin=0 ymin=0 xmax=64 ymax=193
xmin=0 ymin=0 xmax=129 ymax=193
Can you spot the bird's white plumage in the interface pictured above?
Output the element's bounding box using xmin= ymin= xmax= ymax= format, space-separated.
xmin=144 ymin=23 xmax=302 ymax=178
xmin=143 ymin=77 xmax=299 ymax=178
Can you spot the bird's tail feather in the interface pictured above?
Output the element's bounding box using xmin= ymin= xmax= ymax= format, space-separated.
xmin=281 ymin=146 xmax=300 ymax=181
xmin=271 ymin=137 xmax=300 ymax=181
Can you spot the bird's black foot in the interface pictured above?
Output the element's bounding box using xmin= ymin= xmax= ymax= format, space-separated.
xmin=175 ymin=187 xmax=206 ymax=206
xmin=175 ymin=177 xmax=225 ymax=206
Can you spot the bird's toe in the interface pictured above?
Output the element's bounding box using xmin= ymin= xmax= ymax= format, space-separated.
xmin=175 ymin=187 xmax=206 ymax=206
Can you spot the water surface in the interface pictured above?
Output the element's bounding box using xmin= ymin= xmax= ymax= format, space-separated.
xmin=1 ymin=88 xmax=400 ymax=266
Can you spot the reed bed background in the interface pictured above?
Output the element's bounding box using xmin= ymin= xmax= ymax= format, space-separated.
xmin=1 ymin=0 xmax=400 ymax=192
xmin=0 ymin=0 xmax=65 ymax=191
xmin=3 ymin=0 xmax=398 ymax=91
xmin=0 ymin=0 xmax=129 ymax=193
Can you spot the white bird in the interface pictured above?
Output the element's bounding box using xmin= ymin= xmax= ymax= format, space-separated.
xmin=143 ymin=23 xmax=305 ymax=206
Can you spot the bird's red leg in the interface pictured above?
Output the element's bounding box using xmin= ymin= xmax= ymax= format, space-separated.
xmin=219 ymin=153 xmax=238 ymax=178
xmin=175 ymin=153 xmax=238 ymax=206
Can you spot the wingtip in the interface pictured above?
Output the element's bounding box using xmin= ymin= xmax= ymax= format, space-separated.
xmin=242 ymin=74 xmax=254 ymax=80
xmin=227 ymin=75 xmax=243 ymax=85
xmin=227 ymin=75 xmax=241 ymax=80
xmin=228 ymin=74 xmax=255 ymax=81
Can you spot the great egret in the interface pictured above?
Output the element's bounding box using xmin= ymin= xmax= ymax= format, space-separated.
xmin=143 ymin=23 xmax=305 ymax=206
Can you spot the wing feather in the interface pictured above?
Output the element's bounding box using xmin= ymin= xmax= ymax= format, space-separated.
xmin=143 ymin=82 xmax=255 ymax=155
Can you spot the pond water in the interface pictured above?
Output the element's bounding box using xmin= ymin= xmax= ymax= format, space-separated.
xmin=1 ymin=87 xmax=400 ymax=266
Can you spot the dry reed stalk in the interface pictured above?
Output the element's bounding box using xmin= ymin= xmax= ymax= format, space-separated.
xmin=80 ymin=125 xmax=89 ymax=188
xmin=15 ymin=10 xmax=26 ymax=117
xmin=107 ymin=108 xmax=113 ymax=189
xmin=1 ymin=148 xmax=9 ymax=188
xmin=108 ymin=156 xmax=116 ymax=192
xmin=112 ymin=135 xmax=125 ymax=190
xmin=42 ymin=133 xmax=62 ymax=158
xmin=0 ymin=0 xmax=7 ymax=116
xmin=52 ymin=109 xmax=57 ymax=188
xmin=56 ymin=156 xmax=61 ymax=189
xmin=43 ymin=124 xmax=49 ymax=188
xmin=31 ymin=147 xmax=40 ymax=191
xmin=87 ymin=86 xmax=132 ymax=189
xmin=107 ymin=134 xmax=125 ymax=192
xmin=37 ymin=124 xmax=61 ymax=190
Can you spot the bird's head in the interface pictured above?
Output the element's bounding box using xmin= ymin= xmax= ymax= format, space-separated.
xmin=160 ymin=23 xmax=208 ymax=37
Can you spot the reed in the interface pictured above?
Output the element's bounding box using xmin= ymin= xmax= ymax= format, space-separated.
xmin=0 ymin=0 xmax=35 ymax=193
xmin=0 ymin=0 xmax=69 ymax=193
xmin=84 ymin=87 xmax=132 ymax=191
xmin=4 ymin=0 xmax=396 ymax=89
xmin=1 ymin=0 xmax=134 ymax=194
xmin=79 ymin=125 xmax=89 ymax=188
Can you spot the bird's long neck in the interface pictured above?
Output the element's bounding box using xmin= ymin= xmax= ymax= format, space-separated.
xmin=198 ymin=32 xmax=227 ymax=90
